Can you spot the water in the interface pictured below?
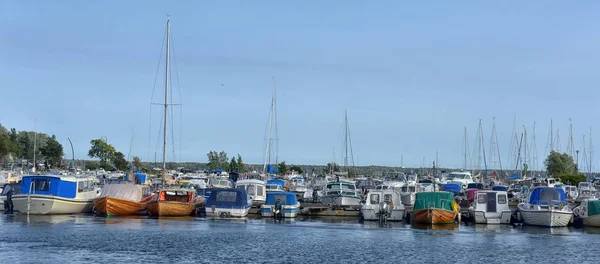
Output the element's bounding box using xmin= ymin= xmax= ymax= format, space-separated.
xmin=1 ymin=214 xmax=600 ymax=264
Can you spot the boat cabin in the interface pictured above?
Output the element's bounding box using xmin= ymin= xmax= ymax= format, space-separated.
xmin=528 ymin=187 xmax=568 ymax=207
xmin=325 ymin=181 xmax=357 ymax=196
xmin=400 ymin=185 xmax=416 ymax=193
xmin=209 ymin=178 xmax=233 ymax=188
xmin=264 ymin=192 xmax=299 ymax=206
xmin=544 ymin=178 xmax=560 ymax=187
xmin=470 ymin=190 xmax=511 ymax=224
xmin=265 ymin=184 xmax=284 ymax=193
xmin=156 ymin=189 xmax=195 ymax=203
xmin=235 ymin=179 xmax=266 ymax=205
xmin=206 ymin=188 xmax=250 ymax=208
xmin=355 ymin=179 xmax=376 ymax=190
xmin=20 ymin=175 xmax=97 ymax=199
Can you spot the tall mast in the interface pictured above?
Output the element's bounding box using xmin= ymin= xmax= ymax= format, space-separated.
xmin=162 ymin=19 xmax=170 ymax=173
xmin=33 ymin=118 xmax=37 ymax=172
xmin=344 ymin=110 xmax=348 ymax=168
xmin=556 ymin=129 xmax=562 ymax=152
xmin=462 ymin=127 xmax=470 ymax=170
xmin=262 ymin=78 xmax=277 ymax=174
xmin=567 ymin=119 xmax=574 ymax=159
xmin=532 ymin=122 xmax=538 ymax=177
xmin=550 ymin=119 xmax=554 ymax=151
xmin=590 ymin=127 xmax=594 ymax=177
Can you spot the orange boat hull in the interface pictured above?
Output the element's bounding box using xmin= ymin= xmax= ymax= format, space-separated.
xmin=146 ymin=201 xmax=194 ymax=217
xmin=412 ymin=208 xmax=457 ymax=225
xmin=94 ymin=197 xmax=146 ymax=217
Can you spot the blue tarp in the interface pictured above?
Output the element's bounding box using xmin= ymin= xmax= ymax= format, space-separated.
xmin=125 ymin=172 xmax=147 ymax=184
xmin=492 ymin=186 xmax=508 ymax=191
xmin=509 ymin=174 xmax=519 ymax=180
xmin=20 ymin=175 xmax=77 ymax=199
xmin=528 ymin=187 xmax=567 ymax=205
xmin=267 ymin=165 xmax=279 ymax=173
xmin=206 ymin=188 xmax=249 ymax=207
xmin=443 ymin=184 xmax=462 ymax=195
xmin=467 ymin=183 xmax=484 ymax=190
xmin=265 ymin=192 xmax=297 ymax=206
xmin=213 ymin=169 xmax=226 ymax=173
xmin=267 ymin=179 xmax=286 ymax=188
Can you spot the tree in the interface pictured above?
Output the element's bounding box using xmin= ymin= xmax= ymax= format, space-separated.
xmin=132 ymin=156 xmax=143 ymax=170
xmin=237 ymin=154 xmax=246 ymax=173
xmin=229 ymin=157 xmax=238 ymax=172
xmin=0 ymin=133 xmax=19 ymax=162
xmin=545 ymin=151 xmax=578 ymax=176
xmin=289 ymin=165 xmax=303 ymax=174
xmin=40 ymin=135 xmax=63 ymax=168
xmin=555 ymin=173 xmax=587 ymax=186
xmin=88 ymin=138 xmax=116 ymax=170
xmin=324 ymin=163 xmax=340 ymax=173
xmin=112 ymin=151 xmax=128 ymax=171
xmin=278 ymin=161 xmax=287 ymax=174
xmin=218 ymin=151 xmax=229 ymax=171
xmin=207 ymin=151 xmax=219 ymax=170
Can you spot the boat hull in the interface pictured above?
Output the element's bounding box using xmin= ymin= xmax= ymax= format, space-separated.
xmin=205 ymin=206 xmax=250 ymax=218
xmin=361 ymin=207 xmax=405 ymax=221
xmin=320 ymin=195 xmax=361 ymax=207
xmin=12 ymin=195 xmax=94 ymax=215
xmin=470 ymin=210 xmax=512 ymax=224
xmin=412 ymin=208 xmax=457 ymax=224
xmin=146 ymin=201 xmax=194 ymax=217
xmin=260 ymin=204 xmax=300 ymax=218
xmin=583 ymin=214 xmax=600 ymax=227
xmin=519 ymin=210 xmax=572 ymax=227
xmin=94 ymin=197 xmax=145 ymax=217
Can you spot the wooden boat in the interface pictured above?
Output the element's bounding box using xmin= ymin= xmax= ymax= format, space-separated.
xmin=411 ymin=192 xmax=458 ymax=224
xmin=146 ymin=188 xmax=197 ymax=217
xmin=94 ymin=194 xmax=154 ymax=217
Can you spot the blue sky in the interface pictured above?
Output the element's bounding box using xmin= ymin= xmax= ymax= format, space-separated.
xmin=2 ymin=1 xmax=600 ymax=169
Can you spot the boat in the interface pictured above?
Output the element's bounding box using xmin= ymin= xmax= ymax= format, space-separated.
xmin=573 ymin=198 xmax=600 ymax=227
xmin=208 ymin=177 xmax=233 ymax=189
xmin=205 ymin=188 xmax=251 ymax=218
xmin=146 ymin=188 xmax=197 ymax=217
xmin=235 ymin=179 xmax=266 ymax=206
xmin=576 ymin=182 xmax=597 ymax=203
xmin=260 ymin=192 xmax=300 ymax=218
xmin=443 ymin=172 xmax=474 ymax=189
xmin=94 ymin=184 xmax=151 ymax=217
xmin=467 ymin=190 xmax=512 ymax=224
xmin=319 ymin=181 xmax=361 ymax=207
xmin=265 ymin=182 xmax=285 ymax=193
xmin=517 ymin=187 xmax=572 ymax=227
xmin=12 ymin=175 xmax=100 ymax=215
xmin=411 ymin=192 xmax=458 ymax=225
xmin=290 ymin=177 xmax=308 ymax=201
xmin=561 ymin=185 xmax=578 ymax=201
xmin=0 ymin=183 xmax=21 ymax=212
xmin=361 ymin=189 xmax=405 ymax=222
xmin=442 ymin=183 xmax=462 ymax=196
xmin=400 ymin=183 xmax=417 ymax=207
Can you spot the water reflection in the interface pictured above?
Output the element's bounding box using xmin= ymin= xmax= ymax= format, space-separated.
xmin=411 ymin=223 xmax=458 ymax=231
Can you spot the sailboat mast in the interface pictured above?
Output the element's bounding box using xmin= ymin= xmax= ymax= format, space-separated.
xmin=33 ymin=118 xmax=37 ymax=172
xmin=162 ymin=19 xmax=170 ymax=172
xmin=344 ymin=110 xmax=348 ymax=168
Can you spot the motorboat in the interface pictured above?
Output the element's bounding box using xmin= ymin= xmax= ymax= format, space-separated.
xmin=355 ymin=178 xmax=377 ymax=196
xmin=573 ymin=198 xmax=600 ymax=227
xmin=94 ymin=184 xmax=153 ymax=217
xmin=411 ymin=192 xmax=459 ymax=224
xmin=146 ymin=188 xmax=199 ymax=217
xmin=235 ymin=179 xmax=266 ymax=206
xmin=543 ymin=178 xmax=561 ymax=188
xmin=260 ymin=192 xmax=300 ymax=218
xmin=443 ymin=172 xmax=474 ymax=189
xmin=517 ymin=187 xmax=572 ymax=227
xmin=12 ymin=175 xmax=100 ymax=214
xmin=0 ymin=183 xmax=21 ymax=212
xmin=290 ymin=177 xmax=308 ymax=201
xmin=400 ymin=183 xmax=417 ymax=207
xmin=468 ymin=190 xmax=511 ymax=224
xmin=208 ymin=177 xmax=233 ymax=189
xmin=266 ymin=183 xmax=285 ymax=193
xmin=205 ymin=188 xmax=251 ymax=218
xmin=361 ymin=189 xmax=405 ymax=222
xmin=319 ymin=181 xmax=361 ymax=207
xmin=560 ymin=185 xmax=578 ymax=201
xmin=576 ymin=182 xmax=597 ymax=203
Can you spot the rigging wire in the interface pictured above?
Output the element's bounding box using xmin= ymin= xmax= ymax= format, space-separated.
xmin=148 ymin=26 xmax=167 ymax=168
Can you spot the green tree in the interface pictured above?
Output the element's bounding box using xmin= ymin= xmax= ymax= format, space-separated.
xmin=132 ymin=156 xmax=143 ymax=170
xmin=207 ymin=151 xmax=219 ymax=170
xmin=218 ymin=151 xmax=229 ymax=171
xmin=555 ymin=173 xmax=587 ymax=186
xmin=229 ymin=157 xmax=238 ymax=172
xmin=324 ymin=163 xmax=340 ymax=173
xmin=545 ymin=151 xmax=578 ymax=176
xmin=278 ymin=161 xmax=287 ymax=174
xmin=0 ymin=133 xmax=19 ymax=162
xmin=237 ymin=154 xmax=246 ymax=173
xmin=289 ymin=165 xmax=303 ymax=174
xmin=112 ymin=151 xmax=128 ymax=171
xmin=40 ymin=135 xmax=63 ymax=168
xmin=88 ymin=138 xmax=116 ymax=170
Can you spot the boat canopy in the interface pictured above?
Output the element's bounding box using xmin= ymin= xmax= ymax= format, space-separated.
xmin=467 ymin=183 xmax=484 ymax=190
xmin=492 ymin=186 xmax=508 ymax=192
xmin=586 ymin=199 xmax=600 ymax=216
xmin=443 ymin=184 xmax=461 ymax=195
xmin=267 ymin=179 xmax=285 ymax=187
xmin=528 ymin=187 xmax=567 ymax=205
xmin=265 ymin=192 xmax=297 ymax=206
xmin=99 ymin=184 xmax=143 ymax=202
xmin=413 ymin=192 xmax=456 ymax=211
xmin=20 ymin=175 xmax=91 ymax=199
xmin=267 ymin=165 xmax=279 ymax=173
xmin=206 ymin=188 xmax=249 ymax=207
xmin=125 ymin=172 xmax=147 ymax=184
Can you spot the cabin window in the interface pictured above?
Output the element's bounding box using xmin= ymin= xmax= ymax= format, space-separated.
xmin=32 ymin=179 xmax=50 ymax=192
xmin=370 ymin=194 xmax=380 ymax=204
xmin=246 ymin=185 xmax=256 ymax=195
xmin=498 ymin=194 xmax=507 ymax=204
xmin=384 ymin=194 xmax=393 ymax=204
xmin=477 ymin=194 xmax=487 ymax=204
xmin=257 ymin=185 xmax=264 ymax=196
xmin=539 ymin=189 xmax=561 ymax=202
xmin=216 ymin=191 xmax=237 ymax=203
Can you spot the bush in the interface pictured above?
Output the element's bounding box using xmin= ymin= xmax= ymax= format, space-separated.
xmin=555 ymin=173 xmax=587 ymax=185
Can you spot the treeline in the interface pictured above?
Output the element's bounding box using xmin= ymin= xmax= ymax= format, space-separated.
xmin=0 ymin=123 xmax=64 ymax=169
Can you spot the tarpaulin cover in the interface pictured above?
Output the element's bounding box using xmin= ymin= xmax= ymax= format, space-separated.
xmin=413 ymin=192 xmax=455 ymax=211
xmin=587 ymin=199 xmax=600 ymax=217
xmin=528 ymin=187 xmax=567 ymax=205
xmin=99 ymin=184 xmax=143 ymax=202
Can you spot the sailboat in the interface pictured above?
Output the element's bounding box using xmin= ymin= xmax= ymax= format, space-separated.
xmin=262 ymin=78 xmax=279 ymax=180
xmin=145 ymin=19 xmax=198 ymax=217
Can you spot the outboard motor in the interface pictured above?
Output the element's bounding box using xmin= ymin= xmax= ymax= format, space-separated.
xmin=377 ymin=202 xmax=391 ymax=224
xmin=312 ymin=189 xmax=319 ymax=203
xmin=274 ymin=199 xmax=283 ymax=219
xmin=4 ymin=186 xmax=14 ymax=214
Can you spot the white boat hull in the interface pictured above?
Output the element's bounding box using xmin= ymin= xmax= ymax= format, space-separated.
xmin=320 ymin=195 xmax=361 ymax=207
xmin=205 ymin=206 xmax=250 ymax=218
xmin=471 ymin=210 xmax=512 ymax=224
xmin=361 ymin=206 xmax=405 ymax=221
xmin=12 ymin=195 xmax=95 ymax=215
xmin=518 ymin=209 xmax=572 ymax=227
xmin=260 ymin=204 xmax=300 ymax=218
xmin=583 ymin=214 xmax=600 ymax=227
